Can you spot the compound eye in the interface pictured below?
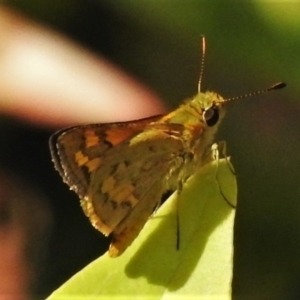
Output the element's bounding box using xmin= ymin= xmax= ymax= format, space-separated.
xmin=203 ymin=105 xmax=219 ymax=127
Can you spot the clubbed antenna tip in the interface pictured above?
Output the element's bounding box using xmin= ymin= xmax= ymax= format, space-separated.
xmin=267 ymin=82 xmax=286 ymax=91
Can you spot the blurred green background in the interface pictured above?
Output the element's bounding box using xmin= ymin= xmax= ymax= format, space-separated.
xmin=1 ymin=1 xmax=300 ymax=299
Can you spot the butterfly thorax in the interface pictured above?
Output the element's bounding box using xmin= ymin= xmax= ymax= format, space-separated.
xmin=153 ymin=91 xmax=226 ymax=194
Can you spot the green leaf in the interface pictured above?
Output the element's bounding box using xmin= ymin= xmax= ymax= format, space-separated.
xmin=47 ymin=159 xmax=237 ymax=299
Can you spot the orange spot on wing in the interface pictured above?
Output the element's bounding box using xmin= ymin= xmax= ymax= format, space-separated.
xmin=84 ymin=129 xmax=100 ymax=148
xmin=127 ymin=194 xmax=139 ymax=206
xmin=109 ymin=183 xmax=135 ymax=203
xmin=85 ymin=157 xmax=102 ymax=172
xmin=75 ymin=151 xmax=89 ymax=166
xmin=105 ymin=128 xmax=135 ymax=145
xmin=101 ymin=176 xmax=116 ymax=193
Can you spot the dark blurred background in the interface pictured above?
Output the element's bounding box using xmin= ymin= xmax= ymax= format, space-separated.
xmin=0 ymin=1 xmax=299 ymax=299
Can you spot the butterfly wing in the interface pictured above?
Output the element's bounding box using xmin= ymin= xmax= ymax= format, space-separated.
xmin=50 ymin=116 xmax=187 ymax=256
xmin=50 ymin=116 xmax=162 ymax=198
xmin=86 ymin=125 xmax=187 ymax=256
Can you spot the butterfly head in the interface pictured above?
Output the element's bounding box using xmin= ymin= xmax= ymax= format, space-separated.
xmin=195 ymin=81 xmax=286 ymax=128
xmin=191 ymin=91 xmax=226 ymax=128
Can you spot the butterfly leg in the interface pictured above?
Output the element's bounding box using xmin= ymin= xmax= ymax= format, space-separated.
xmin=211 ymin=142 xmax=236 ymax=208
xmin=215 ymin=140 xmax=236 ymax=175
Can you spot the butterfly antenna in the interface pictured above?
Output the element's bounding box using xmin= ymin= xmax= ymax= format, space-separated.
xmin=198 ymin=35 xmax=206 ymax=93
xmin=224 ymin=82 xmax=286 ymax=103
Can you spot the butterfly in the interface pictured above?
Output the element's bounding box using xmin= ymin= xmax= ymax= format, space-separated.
xmin=49 ymin=38 xmax=285 ymax=257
